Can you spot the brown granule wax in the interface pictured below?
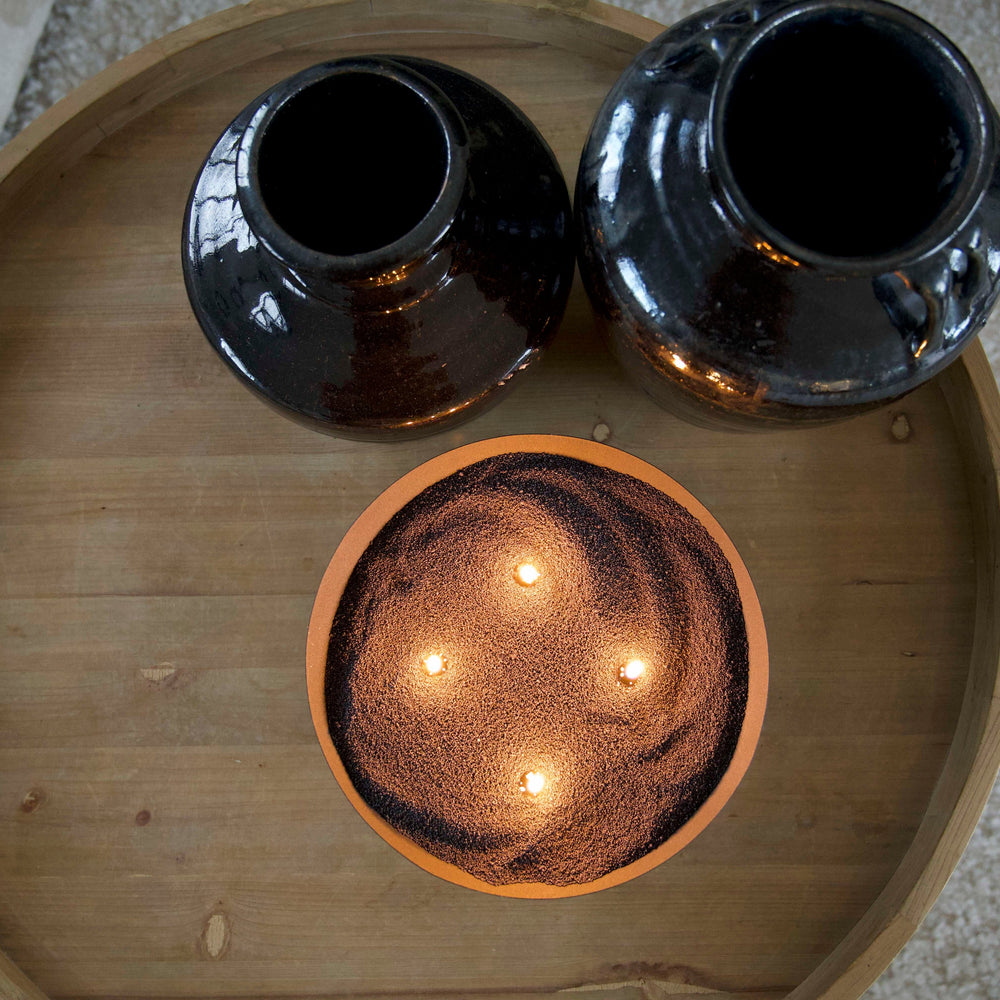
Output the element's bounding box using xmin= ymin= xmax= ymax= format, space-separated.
xmin=325 ymin=452 xmax=748 ymax=886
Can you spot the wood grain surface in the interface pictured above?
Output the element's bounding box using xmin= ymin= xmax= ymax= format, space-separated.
xmin=1 ymin=1 xmax=999 ymax=998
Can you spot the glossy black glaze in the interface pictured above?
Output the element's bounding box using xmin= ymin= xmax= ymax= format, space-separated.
xmin=183 ymin=56 xmax=573 ymax=440
xmin=576 ymin=0 xmax=1000 ymax=427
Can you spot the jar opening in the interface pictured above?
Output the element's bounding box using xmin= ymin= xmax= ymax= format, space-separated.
xmin=256 ymin=72 xmax=449 ymax=256
xmin=720 ymin=10 xmax=974 ymax=259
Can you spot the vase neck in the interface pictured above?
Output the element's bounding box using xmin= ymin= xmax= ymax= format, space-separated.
xmin=709 ymin=0 xmax=997 ymax=274
xmin=236 ymin=56 xmax=468 ymax=305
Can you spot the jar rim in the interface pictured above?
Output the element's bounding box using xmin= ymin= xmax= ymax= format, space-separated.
xmin=708 ymin=0 xmax=996 ymax=274
xmin=236 ymin=56 xmax=469 ymax=282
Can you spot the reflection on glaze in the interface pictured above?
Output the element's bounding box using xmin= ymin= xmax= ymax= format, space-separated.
xmin=249 ymin=292 xmax=287 ymax=335
xmin=188 ymin=132 xmax=256 ymax=258
xmin=596 ymin=100 xmax=635 ymax=204
xmin=182 ymin=56 xmax=573 ymax=440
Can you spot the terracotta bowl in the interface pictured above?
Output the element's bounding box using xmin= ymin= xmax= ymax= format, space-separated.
xmin=306 ymin=435 xmax=768 ymax=897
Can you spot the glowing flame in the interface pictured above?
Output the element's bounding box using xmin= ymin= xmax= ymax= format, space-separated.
xmin=423 ymin=653 xmax=446 ymax=676
xmin=520 ymin=771 xmax=545 ymax=796
xmin=670 ymin=353 xmax=688 ymax=371
xmin=619 ymin=659 xmax=646 ymax=685
xmin=515 ymin=563 xmax=540 ymax=586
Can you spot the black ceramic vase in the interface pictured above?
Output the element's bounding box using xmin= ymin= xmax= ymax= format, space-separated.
xmin=183 ymin=56 xmax=573 ymax=440
xmin=576 ymin=0 xmax=1000 ymax=428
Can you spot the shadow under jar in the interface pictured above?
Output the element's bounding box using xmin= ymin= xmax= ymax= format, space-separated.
xmin=183 ymin=56 xmax=573 ymax=440
xmin=576 ymin=0 xmax=1000 ymax=428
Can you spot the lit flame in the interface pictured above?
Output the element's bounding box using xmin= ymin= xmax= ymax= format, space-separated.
xmin=423 ymin=653 xmax=446 ymax=676
xmin=670 ymin=353 xmax=688 ymax=371
xmin=619 ymin=658 xmax=646 ymax=685
xmin=515 ymin=563 xmax=540 ymax=586
xmin=520 ymin=771 xmax=545 ymax=796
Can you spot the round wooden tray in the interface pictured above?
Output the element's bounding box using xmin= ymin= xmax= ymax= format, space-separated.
xmin=1 ymin=1 xmax=999 ymax=998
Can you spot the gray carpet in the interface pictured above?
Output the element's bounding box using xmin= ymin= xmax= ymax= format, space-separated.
xmin=1 ymin=0 xmax=998 ymax=997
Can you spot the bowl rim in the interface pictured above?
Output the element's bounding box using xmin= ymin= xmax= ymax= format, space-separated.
xmin=305 ymin=433 xmax=769 ymax=898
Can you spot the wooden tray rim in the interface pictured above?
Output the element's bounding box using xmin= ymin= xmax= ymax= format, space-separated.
xmin=1 ymin=1 xmax=999 ymax=997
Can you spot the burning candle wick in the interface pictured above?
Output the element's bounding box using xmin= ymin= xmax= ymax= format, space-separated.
xmin=423 ymin=653 xmax=446 ymax=676
xmin=520 ymin=771 xmax=545 ymax=796
xmin=619 ymin=658 xmax=646 ymax=685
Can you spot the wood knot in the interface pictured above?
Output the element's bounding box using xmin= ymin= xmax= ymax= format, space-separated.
xmin=141 ymin=663 xmax=178 ymax=685
xmin=890 ymin=413 xmax=911 ymax=442
xmin=135 ymin=809 xmax=151 ymax=826
xmin=19 ymin=788 xmax=45 ymax=814
xmin=201 ymin=911 xmax=230 ymax=959
xmin=796 ymin=812 xmax=816 ymax=830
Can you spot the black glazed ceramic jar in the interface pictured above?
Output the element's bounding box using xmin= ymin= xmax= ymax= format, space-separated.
xmin=183 ymin=56 xmax=573 ymax=440
xmin=576 ymin=0 xmax=1000 ymax=428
